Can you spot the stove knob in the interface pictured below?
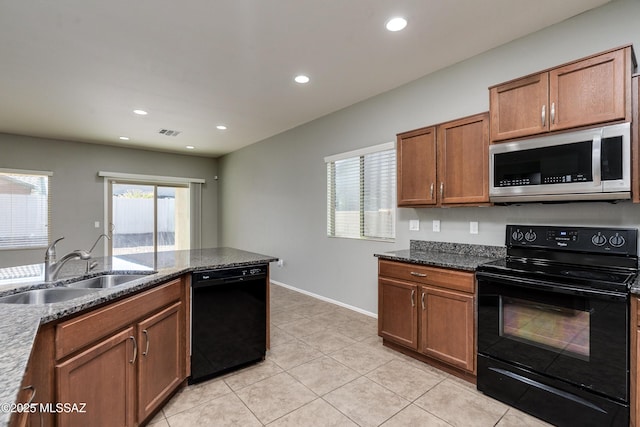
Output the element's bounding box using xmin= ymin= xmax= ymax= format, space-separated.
xmin=592 ymin=233 xmax=606 ymax=246
xmin=524 ymin=231 xmax=537 ymax=242
xmin=609 ymin=233 xmax=626 ymax=248
xmin=512 ymin=230 xmax=524 ymax=241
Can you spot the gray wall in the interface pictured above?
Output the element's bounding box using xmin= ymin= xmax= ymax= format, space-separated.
xmin=0 ymin=134 xmax=218 ymax=268
xmin=218 ymin=0 xmax=640 ymax=315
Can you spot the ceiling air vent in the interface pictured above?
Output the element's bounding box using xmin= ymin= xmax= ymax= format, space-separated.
xmin=158 ymin=129 xmax=182 ymax=137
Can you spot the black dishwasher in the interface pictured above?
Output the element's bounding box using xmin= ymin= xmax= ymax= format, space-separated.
xmin=190 ymin=264 xmax=267 ymax=384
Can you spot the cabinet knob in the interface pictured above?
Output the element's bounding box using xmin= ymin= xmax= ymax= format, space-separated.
xmin=410 ymin=272 xmax=427 ymax=277
xmin=430 ymin=183 xmax=434 ymax=199
xmin=541 ymin=104 xmax=546 ymax=127
xmin=551 ymin=102 xmax=555 ymax=125
xmin=440 ymin=182 xmax=444 ymax=198
xmin=421 ymin=292 xmax=426 ymax=310
xmin=411 ymin=290 xmax=415 ymax=307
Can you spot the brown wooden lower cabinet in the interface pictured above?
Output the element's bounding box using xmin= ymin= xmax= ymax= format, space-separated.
xmin=10 ymin=325 xmax=55 ymax=427
xmin=137 ymin=301 xmax=184 ymax=422
xmin=10 ymin=276 xmax=188 ymax=427
xmin=378 ymin=259 xmax=476 ymax=380
xmin=419 ymin=286 xmax=474 ymax=372
xmin=56 ymin=327 xmax=137 ymax=427
xmin=378 ymin=278 xmax=418 ymax=349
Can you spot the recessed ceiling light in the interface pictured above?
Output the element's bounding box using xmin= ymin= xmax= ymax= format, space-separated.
xmin=133 ymin=109 xmax=148 ymax=116
xmin=386 ymin=17 xmax=407 ymax=32
xmin=294 ymin=75 xmax=310 ymax=84
xmin=216 ymin=125 xmax=227 ymax=130
xmin=186 ymin=145 xmax=195 ymax=150
xmin=119 ymin=136 xmax=130 ymax=141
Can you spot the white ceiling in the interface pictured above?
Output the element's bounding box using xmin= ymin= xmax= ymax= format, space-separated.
xmin=0 ymin=0 xmax=610 ymax=158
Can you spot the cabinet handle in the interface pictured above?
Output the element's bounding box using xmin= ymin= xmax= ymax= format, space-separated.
xmin=421 ymin=292 xmax=425 ymax=310
xmin=129 ymin=336 xmax=137 ymax=364
xmin=430 ymin=183 xmax=434 ymax=199
xmin=142 ymin=329 xmax=150 ymax=356
xmin=410 ymin=272 xmax=427 ymax=277
xmin=411 ymin=290 xmax=415 ymax=307
xmin=23 ymin=385 xmax=36 ymax=405
xmin=440 ymin=182 xmax=444 ymax=198
xmin=541 ymin=104 xmax=546 ymax=126
xmin=550 ymin=102 xmax=555 ymax=125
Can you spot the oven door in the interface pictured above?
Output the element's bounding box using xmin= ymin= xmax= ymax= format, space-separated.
xmin=477 ymin=271 xmax=629 ymax=402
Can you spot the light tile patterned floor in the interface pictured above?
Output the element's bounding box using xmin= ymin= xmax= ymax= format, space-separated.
xmin=149 ymin=284 xmax=552 ymax=426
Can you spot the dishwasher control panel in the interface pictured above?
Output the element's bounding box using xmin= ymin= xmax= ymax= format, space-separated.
xmin=192 ymin=264 xmax=268 ymax=284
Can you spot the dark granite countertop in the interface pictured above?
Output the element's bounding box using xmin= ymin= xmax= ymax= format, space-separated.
xmin=0 ymin=247 xmax=277 ymax=426
xmin=375 ymin=240 xmax=505 ymax=271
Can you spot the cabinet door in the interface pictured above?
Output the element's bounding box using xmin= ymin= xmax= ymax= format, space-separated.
xmin=420 ymin=286 xmax=475 ymax=373
xmin=378 ymin=278 xmax=418 ymax=350
xmin=56 ymin=327 xmax=136 ymax=427
xmin=397 ymin=127 xmax=437 ymax=206
xmin=490 ymin=73 xmax=549 ymax=142
xmin=550 ymin=48 xmax=628 ymax=131
xmin=137 ymin=302 xmax=184 ymax=422
xmin=437 ymin=113 xmax=489 ymax=205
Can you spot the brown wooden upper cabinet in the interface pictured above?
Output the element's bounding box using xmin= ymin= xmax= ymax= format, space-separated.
xmin=397 ymin=112 xmax=489 ymax=207
xmin=490 ymin=45 xmax=636 ymax=143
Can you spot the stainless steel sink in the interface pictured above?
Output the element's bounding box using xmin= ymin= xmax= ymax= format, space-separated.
xmin=0 ymin=288 xmax=99 ymax=304
xmin=65 ymin=274 xmax=151 ymax=289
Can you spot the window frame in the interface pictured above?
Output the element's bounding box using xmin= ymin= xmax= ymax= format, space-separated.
xmin=0 ymin=168 xmax=52 ymax=250
xmin=325 ymin=142 xmax=396 ymax=242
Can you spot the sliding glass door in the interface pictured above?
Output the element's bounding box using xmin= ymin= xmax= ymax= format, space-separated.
xmin=109 ymin=181 xmax=190 ymax=255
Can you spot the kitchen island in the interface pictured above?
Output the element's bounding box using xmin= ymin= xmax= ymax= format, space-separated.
xmin=0 ymin=247 xmax=277 ymax=427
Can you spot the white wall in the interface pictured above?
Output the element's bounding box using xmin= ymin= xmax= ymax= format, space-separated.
xmin=218 ymin=0 xmax=640 ymax=315
xmin=0 ymin=134 xmax=218 ymax=268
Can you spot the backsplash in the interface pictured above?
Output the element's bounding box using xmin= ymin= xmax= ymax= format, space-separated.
xmin=410 ymin=240 xmax=506 ymax=259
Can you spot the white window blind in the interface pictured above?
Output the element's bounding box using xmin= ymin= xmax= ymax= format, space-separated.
xmin=326 ymin=142 xmax=396 ymax=241
xmin=0 ymin=169 xmax=51 ymax=249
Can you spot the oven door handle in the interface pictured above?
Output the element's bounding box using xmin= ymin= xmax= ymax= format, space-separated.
xmin=475 ymin=271 xmax=628 ymax=301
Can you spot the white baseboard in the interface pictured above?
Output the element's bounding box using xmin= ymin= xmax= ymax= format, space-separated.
xmin=270 ymin=279 xmax=378 ymax=319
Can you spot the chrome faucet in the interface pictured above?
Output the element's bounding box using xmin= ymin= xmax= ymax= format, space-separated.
xmin=85 ymin=233 xmax=111 ymax=272
xmin=88 ymin=233 xmax=111 ymax=253
xmin=44 ymin=237 xmax=91 ymax=282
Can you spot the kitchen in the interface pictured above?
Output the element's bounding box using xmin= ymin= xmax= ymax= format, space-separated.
xmin=2 ymin=0 xmax=640 ymax=426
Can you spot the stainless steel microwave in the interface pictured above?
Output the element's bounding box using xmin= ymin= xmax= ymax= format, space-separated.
xmin=489 ymin=122 xmax=631 ymax=203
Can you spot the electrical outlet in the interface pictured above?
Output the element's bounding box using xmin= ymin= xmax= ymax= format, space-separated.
xmin=433 ymin=220 xmax=440 ymax=232
xmin=277 ymin=259 xmax=284 ymax=267
xmin=409 ymin=220 xmax=420 ymax=231
xmin=94 ymin=221 xmax=100 ymax=228
xmin=470 ymin=221 xmax=479 ymax=234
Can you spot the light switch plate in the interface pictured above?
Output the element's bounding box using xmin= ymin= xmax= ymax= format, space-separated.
xmin=409 ymin=220 xmax=420 ymax=231
xmin=433 ymin=220 xmax=441 ymax=232
xmin=470 ymin=221 xmax=479 ymax=234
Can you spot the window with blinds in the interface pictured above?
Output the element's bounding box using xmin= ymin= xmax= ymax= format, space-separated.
xmin=0 ymin=169 xmax=51 ymax=249
xmin=326 ymin=142 xmax=396 ymax=241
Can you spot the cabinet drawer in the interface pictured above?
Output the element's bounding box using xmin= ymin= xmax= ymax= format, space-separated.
xmin=379 ymin=259 xmax=475 ymax=293
xmin=56 ymin=278 xmax=183 ymax=360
